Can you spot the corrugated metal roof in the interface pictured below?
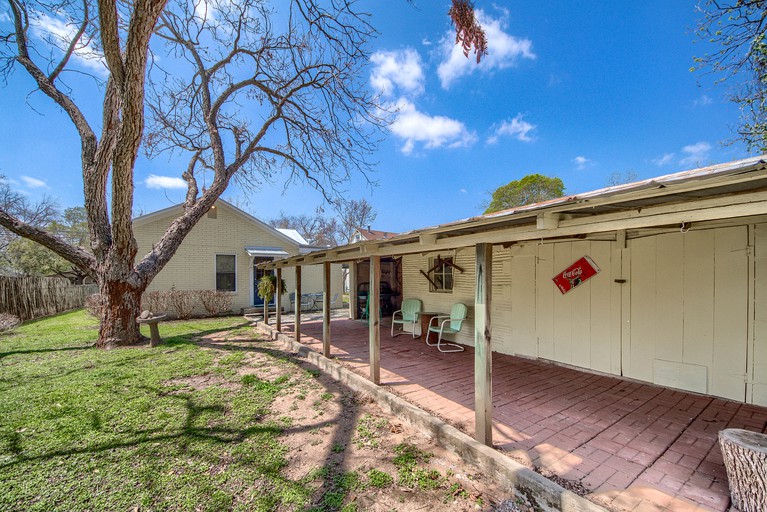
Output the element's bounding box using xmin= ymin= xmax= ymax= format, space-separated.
xmin=260 ymin=155 xmax=767 ymax=269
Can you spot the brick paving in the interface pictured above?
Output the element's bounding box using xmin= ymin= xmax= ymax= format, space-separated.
xmin=277 ymin=313 xmax=767 ymax=511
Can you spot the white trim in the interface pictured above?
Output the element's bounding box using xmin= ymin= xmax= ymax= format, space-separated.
xmin=215 ymin=253 xmax=237 ymax=292
xmin=245 ymin=246 xmax=289 ymax=257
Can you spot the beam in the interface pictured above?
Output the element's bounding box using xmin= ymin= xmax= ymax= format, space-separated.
xmin=261 ymin=189 xmax=767 ymax=270
xmin=349 ymin=261 xmax=358 ymax=319
xmin=420 ymin=233 xmax=437 ymax=245
xmin=474 ymin=243 xmax=493 ymax=446
xmin=295 ymin=265 xmax=302 ymax=342
xmin=536 ymin=212 xmax=561 ymax=230
xmin=276 ymin=268 xmax=282 ymax=332
xmin=369 ymin=256 xmax=381 ymax=384
xmin=322 ymin=261 xmax=331 ymax=358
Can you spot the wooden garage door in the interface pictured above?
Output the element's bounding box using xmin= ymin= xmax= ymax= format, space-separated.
xmin=627 ymin=227 xmax=748 ymax=402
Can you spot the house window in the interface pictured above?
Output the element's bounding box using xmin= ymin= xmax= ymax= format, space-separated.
xmin=216 ymin=254 xmax=236 ymax=291
xmin=429 ymin=256 xmax=454 ymax=293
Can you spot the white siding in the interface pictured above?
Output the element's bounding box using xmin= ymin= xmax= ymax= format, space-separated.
xmin=400 ymin=222 xmax=765 ymax=404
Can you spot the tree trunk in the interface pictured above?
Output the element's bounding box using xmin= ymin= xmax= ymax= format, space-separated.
xmin=719 ymin=428 xmax=767 ymax=512
xmin=98 ymin=280 xmax=145 ymax=348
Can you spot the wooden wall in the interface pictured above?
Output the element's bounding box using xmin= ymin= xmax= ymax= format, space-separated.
xmin=401 ymin=221 xmax=767 ymax=405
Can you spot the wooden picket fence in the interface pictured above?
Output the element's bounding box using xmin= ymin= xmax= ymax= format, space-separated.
xmin=0 ymin=276 xmax=98 ymax=321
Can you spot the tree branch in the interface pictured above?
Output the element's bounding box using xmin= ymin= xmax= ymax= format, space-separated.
xmin=0 ymin=209 xmax=96 ymax=277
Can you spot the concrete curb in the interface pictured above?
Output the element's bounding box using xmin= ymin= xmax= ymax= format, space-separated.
xmin=256 ymin=323 xmax=607 ymax=512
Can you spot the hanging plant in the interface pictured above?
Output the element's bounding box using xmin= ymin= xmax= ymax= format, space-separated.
xmin=257 ymin=274 xmax=287 ymax=304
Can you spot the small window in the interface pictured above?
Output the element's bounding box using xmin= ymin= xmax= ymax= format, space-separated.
xmin=216 ymin=254 xmax=236 ymax=291
xmin=429 ymin=256 xmax=454 ymax=293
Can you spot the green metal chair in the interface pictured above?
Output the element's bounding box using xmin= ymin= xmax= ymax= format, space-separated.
xmin=426 ymin=303 xmax=468 ymax=352
xmin=360 ymin=299 xmax=382 ymax=323
xmin=391 ymin=298 xmax=422 ymax=338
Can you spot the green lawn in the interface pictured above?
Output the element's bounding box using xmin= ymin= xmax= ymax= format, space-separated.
xmin=0 ymin=311 xmax=309 ymax=511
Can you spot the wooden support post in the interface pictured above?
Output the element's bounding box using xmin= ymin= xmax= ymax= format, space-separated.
xmin=275 ymin=268 xmax=282 ymax=332
xmin=369 ymin=256 xmax=381 ymax=384
xmin=323 ymin=262 xmax=331 ymax=358
xmin=295 ymin=266 xmax=302 ymax=342
xmin=475 ymin=243 xmax=493 ymax=446
xmin=349 ymin=261 xmax=358 ymax=319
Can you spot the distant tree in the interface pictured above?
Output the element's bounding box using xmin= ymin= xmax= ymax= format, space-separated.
xmin=484 ymin=174 xmax=565 ymax=214
xmin=695 ymin=1 xmax=767 ymax=151
xmin=271 ymin=198 xmax=378 ymax=247
xmin=606 ymin=170 xmax=638 ymax=187
xmin=337 ymin=199 xmax=377 ymax=243
xmin=270 ymin=210 xmax=340 ymax=247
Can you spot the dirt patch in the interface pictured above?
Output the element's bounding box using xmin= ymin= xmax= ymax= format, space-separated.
xmin=196 ymin=329 xmax=522 ymax=511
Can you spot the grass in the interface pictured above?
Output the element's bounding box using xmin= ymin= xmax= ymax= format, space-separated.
xmin=0 ymin=310 xmax=486 ymax=511
xmin=0 ymin=310 xmax=309 ymax=511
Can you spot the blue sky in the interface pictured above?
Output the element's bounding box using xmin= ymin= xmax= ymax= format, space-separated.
xmin=0 ymin=1 xmax=751 ymax=234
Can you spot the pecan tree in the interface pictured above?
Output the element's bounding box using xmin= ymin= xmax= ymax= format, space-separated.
xmin=0 ymin=0 xmax=382 ymax=347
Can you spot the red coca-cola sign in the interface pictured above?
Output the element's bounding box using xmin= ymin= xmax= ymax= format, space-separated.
xmin=552 ymin=256 xmax=601 ymax=294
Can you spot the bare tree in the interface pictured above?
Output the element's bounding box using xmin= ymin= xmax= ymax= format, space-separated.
xmin=271 ymin=198 xmax=377 ymax=246
xmin=337 ymin=198 xmax=377 ymax=243
xmin=0 ymin=0 xmax=383 ymax=347
xmin=270 ymin=209 xmax=340 ymax=247
xmin=606 ymin=170 xmax=638 ymax=187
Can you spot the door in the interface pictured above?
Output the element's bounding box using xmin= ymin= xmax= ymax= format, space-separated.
xmin=534 ymin=240 xmax=622 ymax=375
xmin=253 ymin=257 xmax=274 ymax=306
xmin=626 ymin=227 xmax=749 ymax=401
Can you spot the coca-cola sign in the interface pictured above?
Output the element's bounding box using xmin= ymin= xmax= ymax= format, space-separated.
xmin=552 ymin=256 xmax=600 ymax=294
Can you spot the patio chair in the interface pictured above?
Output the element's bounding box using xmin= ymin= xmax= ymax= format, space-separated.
xmin=426 ymin=303 xmax=468 ymax=353
xmin=300 ymin=293 xmax=317 ymax=311
xmin=391 ymin=298 xmax=422 ymax=338
xmin=360 ymin=300 xmax=382 ymax=322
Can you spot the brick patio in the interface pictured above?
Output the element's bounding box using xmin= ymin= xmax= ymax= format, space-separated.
xmin=276 ymin=312 xmax=767 ymax=511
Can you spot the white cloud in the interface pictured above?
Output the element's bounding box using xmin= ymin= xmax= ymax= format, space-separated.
xmin=20 ymin=176 xmax=48 ymax=189
xmin=145 ymin=175 xmax=188 ymax=190
xmin=437 ymin=9 xmax=535 ymax=89
xmin=572 ymin=156 xmax=593 ymax=170
xmin=652 ymin=153 xmax=675 ymax=166
xmin=370 ymin=49 xmax=425 ymax=98
xmin=0 ymin=12 xmax=11 ymax=23
xmin=460 ymin=188 xmax=468 ymax=193
xmin=679 ymin=142 xmax=712 ymax=167
xmin=389 ymin=99 xmax=476 ymax=154
xmin=488 ymin=114 xmax=536 ymax=144
xmin=30 ymin=13 xmax=106 ymax=74
xmin=693 ymin=94 xmax=713 ymax=107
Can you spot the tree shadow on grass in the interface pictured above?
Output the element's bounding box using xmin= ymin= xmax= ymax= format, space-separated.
xmin=2 ymin=327 xmax=372 ymax=510
xmin=192 ymin=337 xmax=366 ymax=510
xmin=0 ymin=344 xmax=92 ymax=361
